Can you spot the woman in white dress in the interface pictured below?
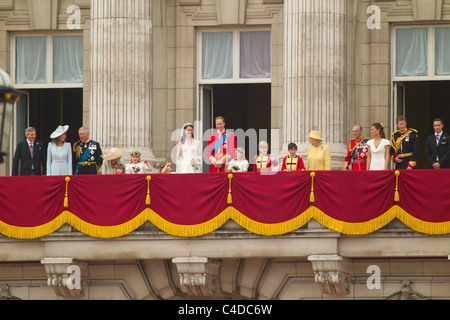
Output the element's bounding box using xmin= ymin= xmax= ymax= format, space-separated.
xmin=47 ymin=125 xmax=72 ymax=176
xmin=175 ymin=123 xmax=202 ymax=173
xmin=367 ymin=122 xmax=391 ymax=170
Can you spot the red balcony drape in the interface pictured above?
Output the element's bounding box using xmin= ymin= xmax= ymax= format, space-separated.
xmin=1 ymin=170 xmax=449 ymax=239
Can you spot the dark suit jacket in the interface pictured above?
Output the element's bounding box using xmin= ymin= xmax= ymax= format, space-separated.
xmin=12 ymin=140 xmax=46 ymax=176
xmin=425 ymin=132 xmax=450 ymax=169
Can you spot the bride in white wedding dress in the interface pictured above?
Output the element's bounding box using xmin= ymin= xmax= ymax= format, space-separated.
xmin=367 ymin=122 xmax=391 ymax=170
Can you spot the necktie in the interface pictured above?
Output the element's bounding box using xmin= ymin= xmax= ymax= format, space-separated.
xmin=436 ymin=134 xmax=440 ymax=145
xmin=29 ymin=142 xmax=33 ymax=152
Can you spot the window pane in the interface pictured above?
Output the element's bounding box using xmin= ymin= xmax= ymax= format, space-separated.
xmin=396 ymin=28 xmax=428 ymax=77
xmin=202 ymin=32 xmax=233 ymax=79
xmin=53 ymin=36 xmax=83 ymax=83
xmin=240 ymin=31 xmax=271 ymax=79
xmin=16 ymin=37 xmax=46 ymax=84
xmin=435 ymin=27 xmax=450 ymax=76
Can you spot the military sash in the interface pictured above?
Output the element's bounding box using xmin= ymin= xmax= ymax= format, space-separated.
xmin=212 ymin=132 xmax=230 ymax=155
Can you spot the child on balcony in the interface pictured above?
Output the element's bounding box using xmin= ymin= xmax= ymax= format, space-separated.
xmin=125 ymin=151 xmax=152 ymax=174
xmin=282 ymin=143 xmax=305 ymax=172
xmin=227 ymin=147 xmax=249 ymax=172
xmin=253 ymin=141 xmax=278 ymax=173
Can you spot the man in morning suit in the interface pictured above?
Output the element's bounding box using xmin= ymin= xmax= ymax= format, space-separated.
xmin=207 ymin=116 xmax=236 ymax=173
xmin=390 ymin=116 xmax=419 ymax=170
xmin=12 ymin=127 xmax=46 ymax=176
xmin=72 ymin=127 xmax=103 ymax=175
xmin=425 ymin=118 xmax=450 ymax=169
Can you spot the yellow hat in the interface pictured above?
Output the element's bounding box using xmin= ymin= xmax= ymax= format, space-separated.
xmin=308 ymin=131 xmax=323 ymax=140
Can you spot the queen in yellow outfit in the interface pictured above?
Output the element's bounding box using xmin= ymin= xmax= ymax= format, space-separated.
xmin=306 ymin=131 xmax=331 ymax=170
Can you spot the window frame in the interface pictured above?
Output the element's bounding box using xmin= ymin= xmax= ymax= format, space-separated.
xmin=11 ymin=32 xmax=84 ymax=89
xmin=392 ymin=25 xmax=450 ymax=81
xmin=198 ymin=27 xmax=272 ymax=85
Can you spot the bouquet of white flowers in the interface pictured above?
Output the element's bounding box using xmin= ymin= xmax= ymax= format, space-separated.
xmin=191 ymin=157 xmax=201 ymax=171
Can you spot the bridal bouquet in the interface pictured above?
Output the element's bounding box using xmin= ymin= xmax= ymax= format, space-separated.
xmin=232 ymin=164 xmax=240 ymax=172
xmin=191 ymin=157 xmax=201 ymax=171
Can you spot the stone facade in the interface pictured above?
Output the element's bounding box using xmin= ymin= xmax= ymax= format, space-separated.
xmin=1 ymin=0 xmax=450 ymax=300
xmin=1 ymin=221 xmax=450 ymax=300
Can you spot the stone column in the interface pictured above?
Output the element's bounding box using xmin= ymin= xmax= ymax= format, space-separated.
xmin=284 ymin=0 xmax=347 ymax=168
xmin=90 ymin=0 xmax=156 ymax=162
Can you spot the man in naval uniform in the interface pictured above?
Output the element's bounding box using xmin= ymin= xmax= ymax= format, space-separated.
xmin=390 ymin=116 xmax=419 ymax=170
xmin=207 ymin=116 xmax=236 ymax=173
xmin=72 ymin=127 xmax=103 ymax=175
xmin=343 ymin=125 xmax=369 ymax=171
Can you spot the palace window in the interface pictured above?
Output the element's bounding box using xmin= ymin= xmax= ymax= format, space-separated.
xmin=12 ymin=34 xmax=83 ymax=87
xmin=393 ymin=26 xmax=450 ymax=80
xmin=199 ymin=29 xmax=271 ymax=83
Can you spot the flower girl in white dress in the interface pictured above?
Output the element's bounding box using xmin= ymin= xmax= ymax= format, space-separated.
xmin=227 ymin=147 xmax=249 ymax=172
xmin=367 ymin=122 xmax=391 ymax=170
xmin=125 ymin=151 xmax=152 ymax=174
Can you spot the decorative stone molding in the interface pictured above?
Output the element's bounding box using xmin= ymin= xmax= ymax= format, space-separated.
xmin=215 ymin=0 xmax=247 ymax=25
xmin=412 ymin=0 xmax=443 ymax=21
xmin=172 ymin=257 xmax=222 ymax=296
xmin=386 ymin=280 xmax=428 ymax=300
xmin=0 ymin=284 xmax=20 ymax=300
xmin=308 ymin=255 xmax=351 ymax=296
xmin=179 ymin=0 xmax=201 ymax=5
xmin=41 ymin=258 xmax=87 ymax=297
xmin=27 ymin=0 xmax=60 ymax=30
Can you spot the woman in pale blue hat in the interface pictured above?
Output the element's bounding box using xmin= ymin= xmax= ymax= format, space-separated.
xmin=47 ymin=125 xmax=72 ymax=175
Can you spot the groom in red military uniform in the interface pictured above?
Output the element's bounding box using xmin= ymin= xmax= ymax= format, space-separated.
xmin=343 ymin=125 xmax=369 ymax=171
xmin=207 ymin=116 xmax=236 ymax=173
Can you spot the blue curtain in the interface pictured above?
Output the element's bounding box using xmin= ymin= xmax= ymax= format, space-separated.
xmin=16 ymin=37 xmax=46 ymax=84
xmin=396 ymin=28 xmax=428 ymax=77
xmin=240 ymin=31 xmax=271 ymax=79
xmin=53 ymin=36 xmax=83 ymax=83
xmin=202 ymin=32 xmax=233 ymax=79
xmin=435 ymin=27 xmax=450 ymax=76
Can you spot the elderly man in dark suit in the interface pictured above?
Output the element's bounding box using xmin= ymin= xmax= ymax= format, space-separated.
xmin=12 ymin=127 xmax=46 ymax=176
xmin=425 ymin=118 xmax=450 ymax=169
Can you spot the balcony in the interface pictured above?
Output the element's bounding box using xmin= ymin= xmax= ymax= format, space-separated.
xmin=1 ymin=170 xmax=450 ymax=300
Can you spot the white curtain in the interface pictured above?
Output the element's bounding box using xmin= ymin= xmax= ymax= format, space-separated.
xmin=202 ymin=32 xmax=233 ymax=79
xmin=53 ymin=36 xmax=83 ymax=83
xmin=435 ymin=27 xmax=450 ymax=76
xmin=15 ymin=37 xmax=46 ymax=84
xmin=240 ymin=31 xmax=271 ymax=79
xmin=396 ymin=28 xmax=428 ymax=77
